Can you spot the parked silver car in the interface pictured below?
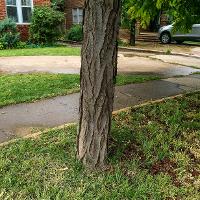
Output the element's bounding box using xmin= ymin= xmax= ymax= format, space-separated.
xmin=158 ymin=24 xmax=200 ymax=44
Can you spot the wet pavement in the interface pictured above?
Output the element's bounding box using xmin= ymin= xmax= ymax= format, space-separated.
xmin=0 ymin=74 xmax=200 ymax=143
xmin=151 ymin=54 xmax=200 ymax=69
xmin=0 ymin=53 xmax=200 ymax=77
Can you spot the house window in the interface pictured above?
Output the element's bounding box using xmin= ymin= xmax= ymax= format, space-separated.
xmin=6 ymin=0 xmax=33 ymax=24
xmin=72 ymin=8 xmax=83 ymax=24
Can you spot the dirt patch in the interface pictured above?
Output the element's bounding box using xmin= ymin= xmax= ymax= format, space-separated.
xmin=150 ymin=158 xmax=181 ymax=187
xmin=122 ymin=142 xmax=146 ymax=162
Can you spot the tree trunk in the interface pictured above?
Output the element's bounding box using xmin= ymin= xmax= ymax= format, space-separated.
xmin=130 ymin=19 xmax=136 ymax=46
xmin=77 ymin=0 xmax=121 ymax=169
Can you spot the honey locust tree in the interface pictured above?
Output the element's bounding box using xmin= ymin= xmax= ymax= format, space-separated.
xmin=121 ymin=0 xmax=168 ymax=45
xmin=77 ymin=0 xmax=121 ymax=169
xmin=122 ymin=0 xmax=200 ymax=33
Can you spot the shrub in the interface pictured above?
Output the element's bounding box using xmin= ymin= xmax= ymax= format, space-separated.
xmin=0 ymin=18 xmax=20 ymax=49
xmin=0 ymin=42 xmax=4 ymax=50
xmin=66 ymin=25 xmax=83 ymax=42
xmin=16 ymin=41 xmax=27 ymax=49
xmin=118 ymin=39 xmax=129 ymax=47
xmin=30 ymin=6 xmax=64 ymax=44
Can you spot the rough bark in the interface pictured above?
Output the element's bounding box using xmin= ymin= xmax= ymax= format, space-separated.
xmin=77 ymin=0 xmax=121 ymax=169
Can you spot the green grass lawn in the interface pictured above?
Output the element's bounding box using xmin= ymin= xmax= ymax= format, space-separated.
xmin=0 ymin=92 xmax=199 ymax=199
xmin=0 ymin=73 xmax=160 ymax=107
xmin=193 ymin=72 xmax=200 ymax=75
xmin=0 ymin=47 xmax=81 ymax=57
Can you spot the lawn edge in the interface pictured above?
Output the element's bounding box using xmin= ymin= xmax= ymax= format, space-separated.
xmin=0 ymin=123 xmax=77 ymax=147
xmin=0 ymin=76 xmax=161 ymax=109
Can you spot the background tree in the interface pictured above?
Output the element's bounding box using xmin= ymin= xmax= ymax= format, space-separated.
xmin=121 ymin=0 xmax=137 ymax=45
xmin=77 ymin=0 xmax=121 ymax=169
xmin=125 ymin=0 xmax=161 ymax=29
xmin=122 ymin=0 xmax=200 ymax=33
xmin=168 ymin=0 xmax=200 ymax=31
xmin=121 ymin=0 xmax=166 ymax=46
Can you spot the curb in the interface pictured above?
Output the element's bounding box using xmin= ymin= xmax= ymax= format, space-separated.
xmin=119 ymin=47 xmax=200 ymax=59
xmin=59 ymin=40 xmax=200 ymax=59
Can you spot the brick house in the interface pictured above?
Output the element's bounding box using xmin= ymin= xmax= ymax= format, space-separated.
xmin=0 ymin=0 xmax=50 ymax=40
xmin=65 ymin=0 xmax=84 ymax=29
xmin=0 ymin=0 xmax=85 ymax=40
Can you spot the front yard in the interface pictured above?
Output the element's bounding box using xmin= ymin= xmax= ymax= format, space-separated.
xmin=0 ymin=92 xmax=199 ymax=199
xmin=0 ymin=47 xmax=81 ymax=57
xmin=0 ymin=73 xmax=160 ymax=107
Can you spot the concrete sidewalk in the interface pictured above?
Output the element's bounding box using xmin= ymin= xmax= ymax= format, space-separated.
xmin=0 ymin=74 xmax=200 ymax=143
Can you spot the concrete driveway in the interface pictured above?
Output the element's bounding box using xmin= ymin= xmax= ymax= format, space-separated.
xmin=0 ymin=52 xmax=199 ymax=77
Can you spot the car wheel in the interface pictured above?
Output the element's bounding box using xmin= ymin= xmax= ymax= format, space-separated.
xmin=160 ymin=32 xmax=171 ymax=44
xmin=175 ymin=40 xmax=184 ymax=44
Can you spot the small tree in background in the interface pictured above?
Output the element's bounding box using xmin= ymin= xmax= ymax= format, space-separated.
xmin=121 ymin=0 xmax=136 ymax=46
xmin=30 ymin=6 xmax=64 ymax=44
xmin=0 ymin=18 xmax=20 ymax=49
xmin=122 ymin=0 xmax=200 ymax=35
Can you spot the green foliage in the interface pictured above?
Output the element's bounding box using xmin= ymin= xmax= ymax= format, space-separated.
xmin=0 ymin=18 xmax=20 ymax=49
xmin=118 ymin=39 xmax=129 ymax=47
xmin=121 ymin=0 xmax=131 ymax=29
xmin=0 ymin=42 xmax=4 ymax=50
xmin=29 ymin=6 xmax=64 ymax=44
xmin=16 ymin=41 xmax=27 ymax=49
xmin=170 ymin=0 xmax=200 ymax=31
xmin=122 ymin=0 xmax=200 ymax=31
xmin=66 ymin=25 xmax=83 ymax=42
xmin=122 ymin=0 xmax=164 ymax=29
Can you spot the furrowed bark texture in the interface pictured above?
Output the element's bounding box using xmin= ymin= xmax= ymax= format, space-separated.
xmin=77 ymin=0 xmax=121 ymax=169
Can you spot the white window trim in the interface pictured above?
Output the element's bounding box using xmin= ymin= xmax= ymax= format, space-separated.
xmin=72 ymin=8 xmax=83 ymax=25
xmin=5 ymin=0 xmax=34 ymax=25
